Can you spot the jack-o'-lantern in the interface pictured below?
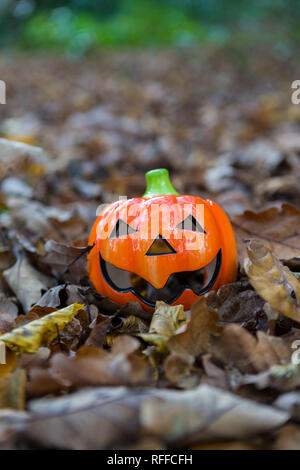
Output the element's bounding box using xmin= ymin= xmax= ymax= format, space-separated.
xmin=88 ymin=169 xmax=237 ymax=310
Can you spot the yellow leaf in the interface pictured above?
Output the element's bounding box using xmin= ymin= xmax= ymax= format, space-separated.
xmin=140 ymin=301 xmax=187 ymax=353
xmin=244 ymin=240 xmax=300 ymax=322
xmin=149 ymin=301 xmax=187 ymax=336
xmin=140 ymin=334 xmax=170 ymax=353
xmin=0 ymin=303 xmax=84 ymax=354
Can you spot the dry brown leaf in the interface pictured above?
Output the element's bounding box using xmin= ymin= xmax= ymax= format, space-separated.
xmin=26 ymin=387 xmax=141 ymax=450
xmin=271 ymin=424 xmax=300 ymax=450
xmin=164 ymin=353 xmax=196 ymax=386
xmin=233 ymin=204 xmax=300 ymax=265
xmin=3 ymin=256 xmax=54 ymax=312
xmin=21 ymin=384 xmax=289 ymax=449
xmin=206 ymin=280 xmax=266 ymax=329
xmin=26 ymin=367 xmax=65 ymax=398
xmin=210 ymin=324 xmax=292 ymax=374
xmin=168 ymin=296 xmax=222 ymax=357
xmin=210 ymin=324 xmax=257 ymax=374
xmin=85 ymin=313 xmax=112 ymax=348
xmin=164 ymin=297 xmax=221 ymax=384
xmin=140 ymin=384 xmax=289 ymax=444
xmin=0 ymin=313 xmax=16 ymax=334
xmin=51 ymin=335 xmax=153 ymax=387
xmin=0 ymin=293 xmax=18 ymax=318
xmin=17 ymin=347 xmax=50 ymax=370
xmin=42 ymin=240 xmax=91 ymax=283
xmin=51 ymin=316 xmax=83 ymax=351
xmin=201 ymin=354 xmax=228 ymax=389
xmin=244 ymin=240 xmax=300 ymax=322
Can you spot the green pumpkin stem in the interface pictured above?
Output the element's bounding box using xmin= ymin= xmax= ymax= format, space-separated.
xmin=143 ymin=169 xmax=179 ymax=197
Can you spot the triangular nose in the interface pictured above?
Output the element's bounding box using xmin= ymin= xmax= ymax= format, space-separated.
xmin=146 ymin=235 xmax=176 ymax=256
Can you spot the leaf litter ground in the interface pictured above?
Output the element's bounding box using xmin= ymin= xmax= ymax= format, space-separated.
xmin=0 ymin=49 xmax=300 ymax=449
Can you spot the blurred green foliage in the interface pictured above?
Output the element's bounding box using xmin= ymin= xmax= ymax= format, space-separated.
xmin=0 ymin=0 xmax=299 ymax=56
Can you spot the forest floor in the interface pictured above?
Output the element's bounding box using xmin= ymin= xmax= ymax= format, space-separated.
xmin=0 ymin=48 xmax=300 ymax=449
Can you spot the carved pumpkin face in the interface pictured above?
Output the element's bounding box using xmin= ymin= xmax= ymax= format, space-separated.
xmin=88 ymin=169 xmax=237 ymax=310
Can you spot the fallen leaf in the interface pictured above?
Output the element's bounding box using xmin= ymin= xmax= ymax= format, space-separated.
xmin=0 ymin=303 xmax=84 ymax=354
xmin=233 ymin=204 xmax=300 ymax=265
xmin=201 ymin=354 xmax=228 ymax=389
xmin=0 ymin=138 xmax=49 ymax=176
xmin=0 ymin=409 xmax=28 ymax=448
xmin=0 ymin=293 xmax=18 ymax=318
xmin=85 ymin=313 xmax=112 ymax=347
xmin=117 ymin=301 xmax=153 ymax=321
xmin=275 ymin=392 xmax=300 ymax=421
xmin=0 ymin=313 xmax=16 ymax=334
xmin=51 ymin=335 xmax=153 ymax=387
xmin=163 ymin=353 xmax=197 ymax=387
xmin=26 ymin=387 xmax=142 ymax=450
xmin=0 ymin=349 xmax=18 ymax=379
xmin=244 ymin=240 xmax=300 ymax=322
xmin=164 ymin=297 xmax=221 ymax=385
xmin=0 ymin=369 xmax=26 ymax=410
xmin=26 ymin=367 xmax=65 ymax=398
xmin=17 ymin=347 xmax=50 ymax=371
xmin=17 ymin=383 xmax=289 ymax=449
xmin=3 ymin=256 xmax=54 ymax=312
xmin=210 ymin=324 xmax=292 ymax=374
xmin=140 ymin=301 xmax=187 ymax=352
xmin=149 ymin=301 xmax=187 ymax=336
xmin=168 ymin=296 xmax=222 ymax=357
xmin=272 ymin=424 xmax=300 ymax=450
xmin=140 ymin=384 xmax=289 ymax=444
xmin=42 ymin=240 xmax=92 ymax=283
xmin=6 ymin=197 xmax=85 ymax=241
xmin=51 ymin=316 xmax=83 ymax=351
xmin=243 ymin=362 xmax=300 ymax=392
xmin=206 ymin=280 xmax=266 ymax=330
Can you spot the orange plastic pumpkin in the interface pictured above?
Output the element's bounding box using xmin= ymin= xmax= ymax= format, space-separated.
xmin=88 ymin=169 xmax=237 ymax=310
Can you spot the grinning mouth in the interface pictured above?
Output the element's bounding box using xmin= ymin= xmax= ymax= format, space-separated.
xmin=99 ymin=249 xmax=222 ymax=307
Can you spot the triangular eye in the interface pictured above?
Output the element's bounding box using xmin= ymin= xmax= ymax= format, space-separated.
xmin=176 ymin=215 xmax=206 ymax=233
xmin=109 ymin=219 xmax=138 ymax=239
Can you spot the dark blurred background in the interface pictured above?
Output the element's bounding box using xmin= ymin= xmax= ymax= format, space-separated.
xmin=0 ymin=0 xmax=299 ymax=56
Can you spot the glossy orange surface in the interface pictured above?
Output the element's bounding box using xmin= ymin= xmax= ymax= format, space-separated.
xmin=88 ymin=190 xmax=238 ymax=311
